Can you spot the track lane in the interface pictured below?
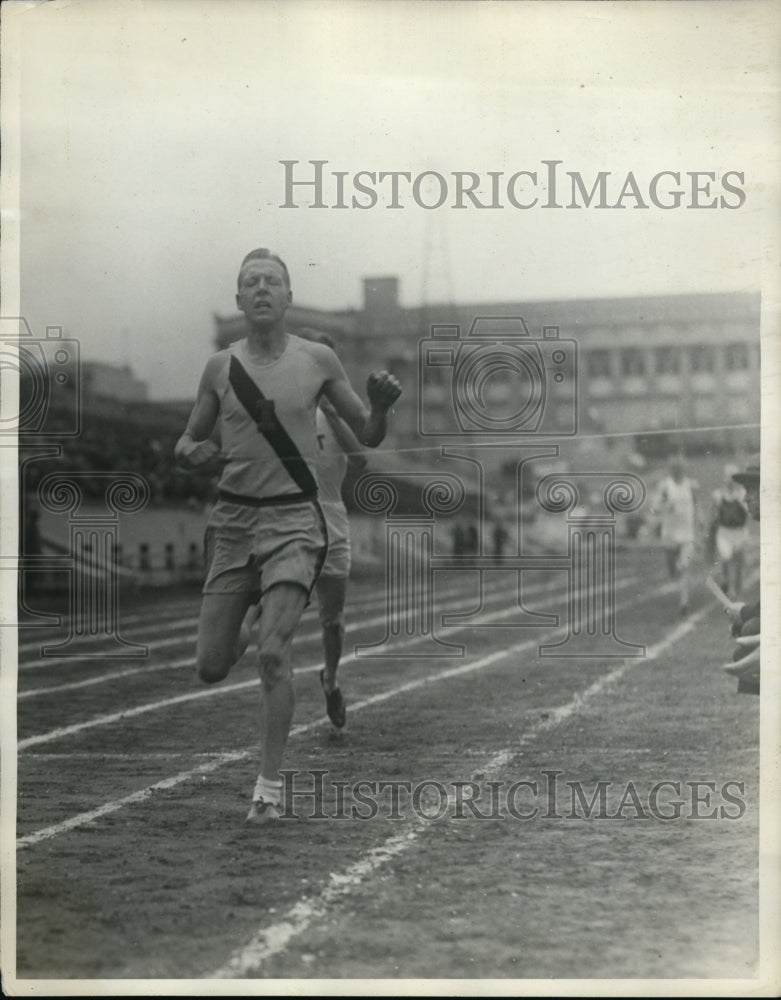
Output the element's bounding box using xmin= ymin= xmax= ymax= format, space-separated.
xmin=18 ymin=570 xmax=669 ymax=841
xmin=16 ymin=560 xmax=754 ymax=980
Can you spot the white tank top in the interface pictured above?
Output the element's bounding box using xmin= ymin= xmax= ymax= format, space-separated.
xmin=315 ymin=408 xmax=349 ymax=505
xmin=657 ymin=476 xmax=696 ymax=543
xmin=215 ymin=336 xmax=322 ymax=499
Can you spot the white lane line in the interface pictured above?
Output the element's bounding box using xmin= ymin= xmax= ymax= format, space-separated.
xmin=16 ymin=753 xmax=249 ymax=848
xmin=16 ymin=601 xmax=198 ymax=648
xmin=211 ymin=829 xmax=420 ymax=976
xmin=20 ymin=629 xmax=198 ymax=665
xmin=17 ymin=575 xmax=642 ymax=746
xmin=17 ymin=574 xmax=646 ymax=846
xmin=209 ymin=600 xmax=715 ymax=979
xmin=16 ymin=579 xmax=412 ymax=652
xmin=17 ymin=681 xmax=258 ymax=751
xmin=17 ymin=751 xmax=234 ymax=761
xmin=18 ymin=641 xmax=536 ymax=848
xmin=17 ymin=573 xmax=577 ymax=699
xmin=16 ymin=579 xmax=409 ymax=651
xmin=16 ymin=574 xmax=482 ymax=667
xmin=20 ymin=745 xmax=762 ymax=762
xmin=18 ymin=662 xmax=191 ymax=699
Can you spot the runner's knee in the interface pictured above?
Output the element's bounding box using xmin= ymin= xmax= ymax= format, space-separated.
xmin=258 ymin=649 xmax=291 ymax=690
xmin=196 ymin=649 xmax=232 ymax=685
xmin=195 ymin=593 xmax=252 ymax=684
xmin=319 ymin=607 xmax=345 ymax=632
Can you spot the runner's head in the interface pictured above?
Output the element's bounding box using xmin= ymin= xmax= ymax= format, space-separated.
xmin=732 ymin=454 xmax=760 ymax=520
xmin=237 ymin=249 xmax=290 ymax=291
xmin=236 ymin=250 xmax=292 ymax=329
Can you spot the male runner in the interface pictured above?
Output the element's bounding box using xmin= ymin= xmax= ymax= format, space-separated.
xmin=299 ymin=329 xmax=366 ymax=728
xmin=707 ymin=463 xmax=750 ymax=599
xmin=175 ymin=249 xmax=401 ymax=824
xmin=240 ymin=328 xmax=367 ymax=728
xmin=650 ymin=456 xmax=699 ymax=616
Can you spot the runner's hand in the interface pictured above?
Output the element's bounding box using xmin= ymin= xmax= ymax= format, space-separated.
xmin=175 ymin=435 xmax=221 ymax=471
xmin=723 ymin=600 xmax=744 ymax=625
xmin=367 ymin=371 xmax=402 ymax=411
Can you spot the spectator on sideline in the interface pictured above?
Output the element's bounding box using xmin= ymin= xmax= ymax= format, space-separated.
xmin=721 ymin=455 xmax=760 ymax=695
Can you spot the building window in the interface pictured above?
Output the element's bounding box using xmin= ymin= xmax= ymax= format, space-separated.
xmin=725 ymin=343 xmax=749 ymax=370
xmin=654 ymin=347 xmax=680 ymax=374
xmin=689 ymin=345 xmax=715 ymax=373
xmin=620 ymin=348 xmax=646 ymax=377
xmin=586 ymin=350 xmax=612 ymax=378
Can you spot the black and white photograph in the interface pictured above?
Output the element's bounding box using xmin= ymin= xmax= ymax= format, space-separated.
xmin=1 ymin=0 xmax=780 ymax=994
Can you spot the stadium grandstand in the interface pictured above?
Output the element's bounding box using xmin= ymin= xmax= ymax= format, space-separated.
xmin=215 ymin=282 xmax=760 ymax=467
xmin=16 ymin=284 xmax=760 ymax=596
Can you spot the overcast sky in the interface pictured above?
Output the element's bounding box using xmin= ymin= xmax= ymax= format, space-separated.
xmin=7 ymin=0 xmax=779 ymax=399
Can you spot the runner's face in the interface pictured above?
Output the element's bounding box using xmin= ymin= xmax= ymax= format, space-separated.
xmin=236 ymin=259 xmax=291 ymax=326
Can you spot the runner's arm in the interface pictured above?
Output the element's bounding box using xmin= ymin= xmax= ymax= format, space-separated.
xmin=691 ymin=482 xmax=701 ymax=534
xmin=320 ymin=354 xmax=402 ymax=448
xmin=319 ymin=398 xmax=368 ymax=470
xmin=174 ymin=357 xmax=222 ymax=470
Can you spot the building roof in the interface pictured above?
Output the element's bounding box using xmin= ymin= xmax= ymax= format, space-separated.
xmin=215 ymin=289 xmax=760 ymax=348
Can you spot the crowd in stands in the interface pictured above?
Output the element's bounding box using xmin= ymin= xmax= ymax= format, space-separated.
xmin=20 ymin=398 xmax=217 ymax=506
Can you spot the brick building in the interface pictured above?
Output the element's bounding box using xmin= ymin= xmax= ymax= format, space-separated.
xmin=214 ymin=280 xmax=760 ymax=467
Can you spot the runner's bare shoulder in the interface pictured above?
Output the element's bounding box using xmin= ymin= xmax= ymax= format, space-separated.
xmin=294 ymin=336 xmax=344 ymax=379
xmin=199 ymin=349 xmax=232 ymax=393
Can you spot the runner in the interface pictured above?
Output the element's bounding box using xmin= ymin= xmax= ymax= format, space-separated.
xmin=240 ymin=328 xmax=367 ymax=728
xmin=707 ymin=463 xmax=750 ymax=599
xmin=650 ymin=456 xmax=699 ymax=616
xmin=175 ymin=249 xmax=401 ymax=824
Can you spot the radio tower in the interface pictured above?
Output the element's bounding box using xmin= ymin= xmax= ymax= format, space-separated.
xmin=419 ymin=210 xmax=457 ymax=332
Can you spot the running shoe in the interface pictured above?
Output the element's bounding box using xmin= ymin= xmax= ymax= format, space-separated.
xmin=246 ymin=799 xmax=281 ymax=824
xmin=320 ymin=669 xmax=346 ymax=728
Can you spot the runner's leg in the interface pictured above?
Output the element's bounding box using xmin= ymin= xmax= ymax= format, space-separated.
xmin=196 ymin=592 xmax=254 ymax=683
xmin=316 ymin=573 xmax=348 ymax=694
xmin=733 ymin=547 xmax=744 ymax=597
xmin=238 ymin=601 xmax=262 ymax=659
xmin=254 ymin=581 xmax=309 ymax=783
xmin=677 ymin=543 xmax=693 ymax=613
